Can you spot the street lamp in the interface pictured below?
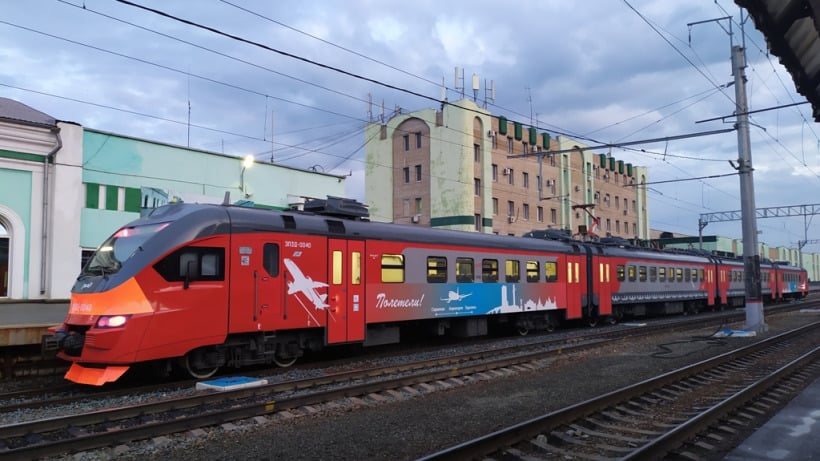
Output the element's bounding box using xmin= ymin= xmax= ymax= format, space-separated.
xmin=239 ymin=154 xmax=254 ymax=197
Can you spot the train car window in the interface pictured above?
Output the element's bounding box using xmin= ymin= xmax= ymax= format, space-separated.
xmin=263 ymin=244 xmax=279 ymax=277
xmin=684 ymin=268 xmax=691 ymax=282
xmin=659 ymin=267 xmax=666 ymax=282
xmin=616 ymin=265 xmax=625 ymax=281
xmin=526 ymin=261 xmax=539 ymax=282
xmin=201 ymin=254 xmax=219 ymax=276
xmin=332 ymin=251 xmax=343 ymax=285
xmin=505 ymin=260 xmax=520 ymax=283
xmin=638 ymin=266 xmax=647 ymax=282
xmin=627 ymin=265 xmax=636 ymax=281
xmin=154 ymin=246 xmax=225 ymax=282
xmin=352 ymin=252 xmax=361 ymax=285
xmin=456 ymin=257 xmax=474 ymax=283
xmin=676 ymin=268 xmax=683 ymax=282
xmin=179 ymin=253 xmax=197 ymax=277
xmin=427 ymin=257 xmax=447 ymax=283
xmin=649 ymin=266 xmax=657 ymax=282
xmin=381 ymin=254 xmax=404 ymax=283
xmin=482 ymin=259 xmax=499 ymax=283
xmin=545 ymin=261 xmax=557 ymax=282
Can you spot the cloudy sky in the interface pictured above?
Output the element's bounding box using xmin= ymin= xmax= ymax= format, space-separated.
xmin=2 ymin=0 xmax=818 ymax=249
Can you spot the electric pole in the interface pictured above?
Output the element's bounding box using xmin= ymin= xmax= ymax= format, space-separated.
xmin=732 ymin=44 xmax=766 ymax=332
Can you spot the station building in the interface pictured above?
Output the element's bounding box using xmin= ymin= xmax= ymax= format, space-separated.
xmin=364 ymin=98 xmax=649 ymax=240
xmin=0 ymin=98 xmax=346 ymax=301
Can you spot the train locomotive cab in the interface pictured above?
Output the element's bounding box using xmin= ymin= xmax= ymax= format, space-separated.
xmin=47 ymin=204 xmax=232 ymax=385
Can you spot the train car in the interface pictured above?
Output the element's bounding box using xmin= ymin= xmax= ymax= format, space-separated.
xmin=45 ymin=197 xmax=810 ymax=386
xmin=589 ymin=241 xmax=716 ymax=318
xmin=772 ymin=260 xmax=809 ymax=300
xmin=48 ymin=198 xmax=592 ymax=385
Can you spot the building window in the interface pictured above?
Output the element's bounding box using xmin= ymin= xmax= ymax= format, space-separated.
xmin=507 ymin=169 xmax=514 ymax=185
xmin=403 ymin=167 xmax=409 ymax=183
xmin=624 ymin=198 xmax=628 ymax=212
xmin=474 ymin=144 xmax=480 ymax=163
xmin=523 ymin=172 xmax=529 ymax=189
xmin=415 ymin=198 xmax=422 ymax=214
xmin=492 ymin=197 xmax=498 ymax=215
xmin=507 ymin=201 xmax=514 ymax=218
xmin=415 ymin=164 xmax=422 ymax=181
xmin=416 ymin=132 xmax=422 ymax=148
xmin=537 ymin=206 xmax=543 ymax=222
xmin=549 ymin=155 xmax=556 ymax=167
xmin=624 ymin=221 xmax=629 ymax=235
xmin=633 ymin=223 xmax=637 ymax=236
xmin=523 ymin=142 xmax=528 ymax=154
xmin=474 ymin=178 xmax=481 ymax=196
xmin=606 ymin=218 xmax=611 ymax=233
xmin=474 ymin=214 xmax=481 ymax=231
xmin=403 ymin=135 xmax=410 ymax=151
xmin=605 ymin=194 xmax=611 ymax=207
xmin=616 ymin=220 xmax=620 ymax=234
xmin=615 ymin=196 xmax=620 ymax=209
xmin=550 ymin=208 xmax=557 ymax=224
xmin=523 ymin=203 xmax=530 ymax=221
xmin=507 ymin=137 xmax=513 ymax=154
xmin=492 ymin=164 xmax=498 ymax=181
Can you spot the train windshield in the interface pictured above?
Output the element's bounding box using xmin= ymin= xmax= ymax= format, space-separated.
xmin=82 ymin=222 xmax=169 ymax=276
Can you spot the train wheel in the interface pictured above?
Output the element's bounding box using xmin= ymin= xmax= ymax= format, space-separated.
xmin=606 ymin=316 xmax=618 ymax=326
xmin=517 ymin=326 xmax=530 ymax=336
xmin=587 ymin=316 xmax=599 ymax=327
xmin=273 ymin=354 xmax=297 ymax=368
xmin=180 ymin=350 xmax=220 ymax=380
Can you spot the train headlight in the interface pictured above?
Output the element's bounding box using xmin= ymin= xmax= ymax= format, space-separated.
xmin=96 ymin=315 xmax=130 ymax=328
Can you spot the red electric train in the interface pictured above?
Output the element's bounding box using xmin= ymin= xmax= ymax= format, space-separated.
xmin=46 ymin=197 xmax=808 ymax=385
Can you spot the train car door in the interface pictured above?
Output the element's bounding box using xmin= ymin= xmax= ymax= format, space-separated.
xmin=565 ymin=253 xmax=584 ymax=319
xmin=326 ymin=239 xmax=365 ymax=344
xmin=593 ymin=254 xmax=612 ymax=316
xmin=229 ymin=237 xmax=284 ymax=333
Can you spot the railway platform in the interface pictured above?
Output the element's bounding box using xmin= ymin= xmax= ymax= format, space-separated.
xmin=724 ymin=375 xmax=820 ymax=460
xmin=0 ymin=300 xmax=68 ymax=347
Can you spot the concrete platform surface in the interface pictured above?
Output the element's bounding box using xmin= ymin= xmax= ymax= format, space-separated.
xmin=724 ymin=375 xmax=820 ymax=460
xmin=0 ymin=301 xmax=68 ymax=346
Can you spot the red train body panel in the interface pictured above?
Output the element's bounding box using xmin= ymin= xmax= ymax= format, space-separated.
xmin=45 ymin=199 xmax=808 ymax=385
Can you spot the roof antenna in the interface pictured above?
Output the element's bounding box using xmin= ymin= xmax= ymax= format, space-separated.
xmin=222 ymin=191 xmax=231 ymax=206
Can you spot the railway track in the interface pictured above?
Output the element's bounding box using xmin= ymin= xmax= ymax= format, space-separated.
xmin=0 ymin=304 xmax=814 ymax=460
xmin=1 ymin=304 xmax=799 ymax=416
xmin=0 ymin=308 xmax=791 ymax=460
xmin=417 ymin=321 xmax=820 ymax=460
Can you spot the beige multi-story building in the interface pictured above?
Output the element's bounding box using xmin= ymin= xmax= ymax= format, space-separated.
xmin=365 ymin=99 xmax=649 ymax=240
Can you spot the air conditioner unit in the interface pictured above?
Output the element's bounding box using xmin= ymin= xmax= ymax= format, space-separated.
xmin=546 ymin=179 xmax=554 ymax=186
xmin=574 ymin=185 xmax=581 ymax=192
xmin=603 ymin=173 xmax=609 ymax=180
xmin=488 ymin=130 xmax=496 ymax=137
xmin=503 ymin=168 xmax=511 ymax=175
xmin=508 ymin=216 xmax=516 ymax=223
xmin=411 ymin=214 xmax=421 ymax=223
